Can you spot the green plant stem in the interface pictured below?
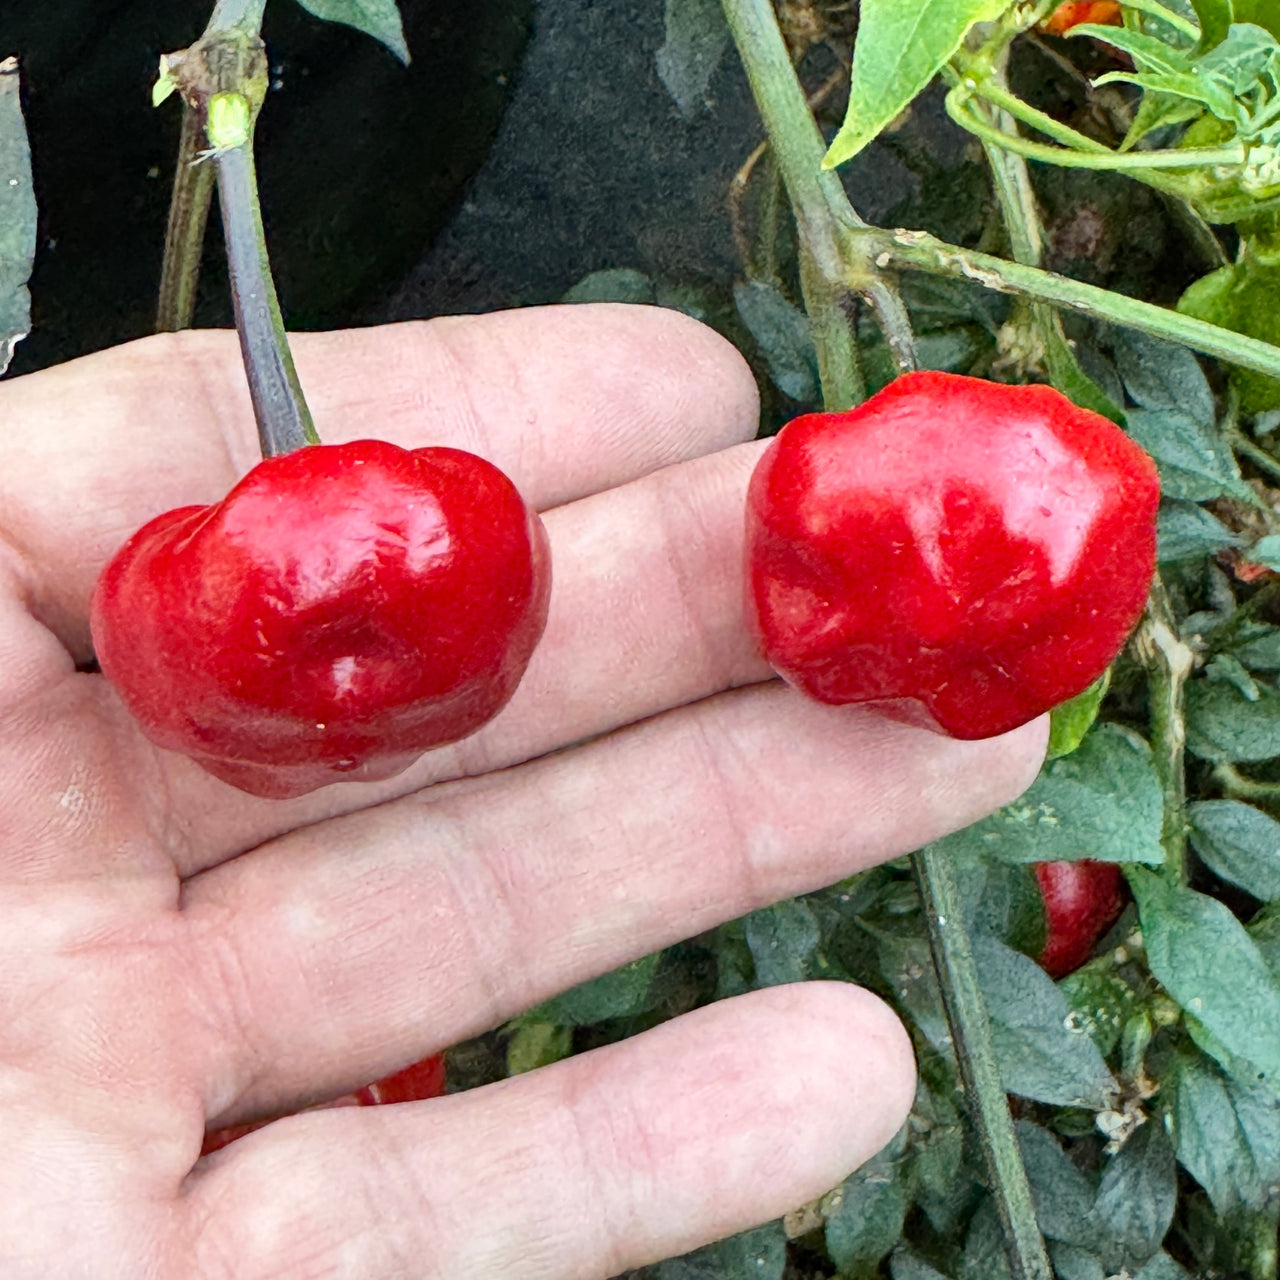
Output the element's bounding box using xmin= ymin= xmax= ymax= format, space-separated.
xmin=948 ymin=80 xmax=1245 ymax=175
xmin=1136 ymin=578 xmax=1194 ymax=885
xmin=861 ymin=224 xmax=1280 ymax=383
xmin=207 ymin=0 xmax=268 ymax=34
xmin=719 ymin=0 xmax=913 ymax=400
xmin=1214 ymin=761 xmax=1280 ymax=801
xmin=155 ymin=0 xmax=269 ymax=334
xmin=1228 ymin=426 xmax=1280 ymax=483
xmin=156 ymin=106 xmax=215 ymax=331
xmin=217 ymin=142 xmax=317 ymax=455
xmin=913 ymin=846 xmax=1053 ymax=1280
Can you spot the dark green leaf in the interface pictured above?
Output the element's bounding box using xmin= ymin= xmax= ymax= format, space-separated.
xmin=1191 ymin=0 xmax=1235 ymax=53
xmin=1133 ymin=1252 xmax=1193 ymax=1280
xmin=1251 ymin=901 xmax=1280 ymax=982
xmin=657 ymin=1221 xmax=786 ymax=1280
xmin=743 ymin=898 xmax=821 ymax=987
xmin=824 ymin=0 xmax=1007 ymax=168
xmin=1060 ymin=965 xmax=1145 ymax=1059
xmin=1168 ymin=1049 xmax=1280 ymax=1214
xmin=1188 ymin=800 xmax=1280 ymax=900
xmin=533 ymin=953 xmax=662 ymax=1026
xmin=1204 ymin=652 xmax=1262 ymax=700
xmin=932 ymin=724 xmax=1164 ymax=866
xmin=1113 ymin=330 xmax=1215 ymax=425
xmin=1126 ymin=408 xmax=1256 ymax=503
xmin=824 ymin=1149 xmax=910 ymax=1277
xmin=1225 ymin=622 xmax=1280 ymax=670
xmin=1186 ymin=674 xmax=1280 ymax=762
xmin=1130 ymin=868 xmax=1280 ymax=1081
xmin=1093 ymin=1118 xmax=1178 ymax=1269
xmin=960 ymin=1199 xmax=1012 ymax=1280
xmin=1047 ymin=672 xmax=1111 ymax=759
xmin=733 ymin=281 xmax=818 ymax=404
xmin=1157 ymin=500 xmax=1245 ymax=562
xmin=1016 ymin=1120 xmax=1099 ymax=1246
xmin=973 ymin=936 xmax=1116 ymax=1107
xmin=1047 ymin=1242 xmax=1106 ymax=1280
xmin=562 ymin=268 xmax=656 ymax=305
xmin=890 ymin=1250 xmax=953 ymax=1280
xmin=0 ymin=59 xmax=34 ymax=375
xmin=655 ymin=0 xmax=729 ymax=117
xmin=291 ymin=0 xmax=409 ymax=62
xmin=876 ymin=928 xmax=953 ymax=1053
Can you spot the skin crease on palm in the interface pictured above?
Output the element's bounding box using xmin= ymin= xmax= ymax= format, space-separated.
xmin=0 ymin=304 xmax=1046 ymax=1280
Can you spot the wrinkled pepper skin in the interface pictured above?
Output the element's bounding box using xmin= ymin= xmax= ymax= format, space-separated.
xmin=1035 ymin=860 xmax=1128 ymax=979
xmin=91 ymin=440 xmax=551 ymax=798
xmin=746 ymin=372 xmax=1159 ymax=740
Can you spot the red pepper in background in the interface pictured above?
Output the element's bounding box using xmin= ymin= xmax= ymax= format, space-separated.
xmin=1034 ymin=860 xmax=1128 ymax=977
xmin=745 ymin=372 xmax=1159 ymax=741
xmin=91 ymin=441 xmax=551 ymax=798
xmin=201 ymin=1053 xmax=448 ymax=1156
xmin=1039 ymin=1 xmax=1124 ymax=36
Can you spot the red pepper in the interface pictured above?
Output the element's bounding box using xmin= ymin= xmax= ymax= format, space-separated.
xmin=1034 ymin=860 xmax=1128 ymax=978
xmin=1039 ymin=1 xmax=1123 ymax=36
xmin=200 ymin=1052 xmax=447 ymax=1155
xmin=91 ymin=440 xmax=550 ymax=798
xmin=745 ymin=372 xmax=1158 ymax=740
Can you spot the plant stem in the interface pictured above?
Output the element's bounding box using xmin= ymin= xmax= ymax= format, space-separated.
xmin=157 ymin=107 xmax=215 ymax=331
xmin=1135 ymin=578 xmax=1194 ymax=885
xmin=217 ymin=141 xmax=317 ymax=455
xmin=1214 ymin=761 xmax=1280 ymax=802
xmin=1229 ymin=427 xmax=1280 ymax=484
xmin=720 ymin=0 xmax=914 ymax=395
xmin=913 ymin=846 xmax=1053 ymax=1280
xmin=861 ymin=224 xmax=1280 ymax=383
xmin=155 ymin=0 xmax=269 ymax=334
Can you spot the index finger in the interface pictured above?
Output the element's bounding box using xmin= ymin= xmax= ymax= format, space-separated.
xmin=0 ymin=305 xmax=757 ymax=657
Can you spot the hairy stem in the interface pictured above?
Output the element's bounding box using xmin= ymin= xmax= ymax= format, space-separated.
xmin=157 ymin=106 xmax=215 ymax=331
xmin=914 ymin=846 xmax=1053 ymax=1280
xmin=1135 ymin=579 xmax=1194 ymax=885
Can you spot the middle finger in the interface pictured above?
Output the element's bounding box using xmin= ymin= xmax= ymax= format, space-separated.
xmin=180 ymin=685 xmax=1045 ymax=1126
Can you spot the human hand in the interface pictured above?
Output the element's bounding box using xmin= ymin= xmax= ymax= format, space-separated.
xmin=0 ymin=306 xmax=1044 ymax=1278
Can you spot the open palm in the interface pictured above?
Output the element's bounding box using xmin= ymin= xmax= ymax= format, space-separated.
xmin=0 ymin=305 xmax=1043 ymax=1278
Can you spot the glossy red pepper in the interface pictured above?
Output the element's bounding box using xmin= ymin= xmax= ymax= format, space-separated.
xmin=1039 ymin=1 xmax=1123 ymax=36
xmin=746 ymin=372 xmax=1158 ymax=740
xmin=1034 ymin=860 xmax=1128 ymax=978
xmin=91 ymin=440 xmax=551 ymax=798
xmin=200 ymin=1052 xmax=447 ymax=1155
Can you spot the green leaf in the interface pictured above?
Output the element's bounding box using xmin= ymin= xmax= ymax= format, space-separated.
xmin=733 ymin=280 xmax=818 ymax=404
xmin=1167 ymin=1048 xmax=1280 ymax=1214
xmin=1113 ymin=330 xmax=1215 ymax=425
xmin=1129 ymin=868 xmax=1280 ymax=1081
xmin=743 ymin=898 xmax=821 ymax=986
xmin=1191 ymin=0 xmax=1236 ymax=52
xmin=1060 ymin=965 xmax=1146 ymax=1058
xmin=974 ymin=936 xmax=1117 ymax=1107
xmin=824 ymin=1145 xmax=910 ymax=1277
xmin=1092 ymin=1118 xmax=1178 ymax=1270
xmin=1228 ymin=621 xmax=1280 ymax=669
xmin=890 ymin=1250 xmax=953 ymax=1280
xmin=1047 ymin=1243 xmax=1106 ymax=1280
xmin=932 ymin=723 xmax=1164 ymax=867
xmin=655 ymin=0 xmax=729 ymax=118
xmin=1251 ymin=901 xmax=1280 ymax=982
xmin=1016 ymin=1120 xmax=1099 ymax=1247
xmin=657 ymin=1221 xmax=787 ymax=1280
xmin=1157 ymin=500 xmax=1245 ymax=561
xmin=562 ymin=267 xmax=656 ymax=305
xmin=1133 ymin=1253 xmax=1194 ymax=1280
xmin=0 ymin=59 xmax=34 ymax=375
xmin=505 ymin=1020 xmax=573 ymax=1076
xmin=1126 ymin=407 xmax=1257 ymax=503
xmin=960 ymin=1199 xmax=1012 ymax=1280
xmin=823 ymin=0 xmax=1007 ymax=169
xmin=1048 ymin=671 xmax=1111 ymax=759
xmin=1245 ymin=531 xmax=1280 ymax=572
xmin=291 ymin=0 xmax=409 ymax=63
xmin=532 ymin=953 xmax=662 ymax=1026
xmin=1188 ymin=800 xmax=1280 ymax=900
xmin=1186 ymin=674 xmax=1280 ymax=761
